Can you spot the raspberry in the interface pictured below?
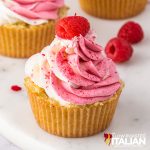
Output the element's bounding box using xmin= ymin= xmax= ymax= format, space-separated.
xmin=56 ymin=16 xmax=90 ymax=39
xmin=11 ymin=85 xmax=22 ymax=91
xmin=105 ymin=37 xmax=133 ymax=63
xmin=118 ymin=21 xmax=144 ymax=44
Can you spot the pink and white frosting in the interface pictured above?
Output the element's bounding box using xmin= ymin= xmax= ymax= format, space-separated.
xmin=25 ymin=31 xmax=121 ymax=105
xmin=0 ymin=0 xmax=64 ymax=25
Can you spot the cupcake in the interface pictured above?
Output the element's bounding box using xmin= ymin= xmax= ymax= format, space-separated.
xmin=24 ymin=16 xmax=124 ymax=137
xmin=0 ymin=0 xmax=68 ymax=58
xmin=79 ymin=0 xmax=147 ymax=19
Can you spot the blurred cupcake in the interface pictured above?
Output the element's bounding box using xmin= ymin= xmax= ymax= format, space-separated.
xmin=79 ymin=0 xmax=147 ymax=19
xmin=24 ymin=16 xmax=124 ymax=137
xmin=0 ymin=0 xmax=68 ymax=58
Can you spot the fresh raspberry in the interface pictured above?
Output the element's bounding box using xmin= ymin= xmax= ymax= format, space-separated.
xmin=56 ymin=16 xmax=90 ymax=39
xmin=105 ymin=37 xmax=133 ymax=63
xmin=11 ymin=85 xmax=22 ymax=91
xmin=118 ymin=21 xmax=144 ymax=44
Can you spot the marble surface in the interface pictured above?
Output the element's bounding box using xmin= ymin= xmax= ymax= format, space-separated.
xmin=0 ymin=0 xmax=150 ymax=150
xmin=0 ymin=136 xmax=19 ymax=150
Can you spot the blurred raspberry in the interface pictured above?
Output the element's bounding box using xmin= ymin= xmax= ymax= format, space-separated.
xmin=118 ymin=21 xmax=144 ymax=44
xmin=105 ymin=37 xmax=133 ymax=63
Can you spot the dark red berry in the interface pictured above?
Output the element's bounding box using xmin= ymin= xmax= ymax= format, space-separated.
xmin=105 ymin=37 xmax=133 ymax=63
xmin=118 ymin=21 xmax=144 ymax=44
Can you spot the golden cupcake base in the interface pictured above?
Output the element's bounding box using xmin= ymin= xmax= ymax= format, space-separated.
xmin=0 ymin=6 xmax=68 ymax=58
xmin=79 ymin=0 xmax=147 ymax=19
xmin=25 ymin=77 xmax=124 ymax=138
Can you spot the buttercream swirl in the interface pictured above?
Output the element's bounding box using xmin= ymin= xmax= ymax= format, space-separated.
xmin=4 ymin=0 xmax=64 ymax=19
xmin=25 ymin=34 xmax=121 ymax=105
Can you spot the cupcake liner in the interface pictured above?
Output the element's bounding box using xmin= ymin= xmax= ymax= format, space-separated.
xmin=0 ymin=21 xmax=55 ymax=58
xmin=0 ymin=6 xmax=68 ymax=58
xmin=25 ymin=77 xmax=124 ymax=138
xmin=79 ymin=0 xmax=147 ymax=19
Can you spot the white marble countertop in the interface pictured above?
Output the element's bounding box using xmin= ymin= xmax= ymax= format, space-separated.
xmin=0 ymin=136 xmax=19 ymax=150
xmin=0 ymin=1 xmax=150 ymax=150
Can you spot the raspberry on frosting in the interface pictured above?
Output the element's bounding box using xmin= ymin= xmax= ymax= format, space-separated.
xmin=55 ymin=16 xmax=90 ymax=39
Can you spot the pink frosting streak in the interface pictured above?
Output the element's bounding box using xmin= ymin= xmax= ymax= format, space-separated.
xmin=44 ymin=35 xmax=121 ymax=105
xmin=4 ymin=0 xmax=64 ymax=19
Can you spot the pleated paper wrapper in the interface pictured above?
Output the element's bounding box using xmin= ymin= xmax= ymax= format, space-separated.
xmin=79 ymin=0 xmax=147 ymax=19
xmin=0 ymin=6 xmax=68 ymax=58
xmin=25 ymin=77 xmax=124 ymax=138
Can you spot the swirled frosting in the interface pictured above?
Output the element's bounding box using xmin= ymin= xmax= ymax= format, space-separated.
xmin=25 ymin=32 xmax=121 ymax=105
xmin=0 ymin=0 xmax=64 ymax=25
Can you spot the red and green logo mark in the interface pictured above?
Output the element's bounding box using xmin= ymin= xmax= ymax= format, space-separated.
xmin=104 ymin=133 xmax=112 ymax=145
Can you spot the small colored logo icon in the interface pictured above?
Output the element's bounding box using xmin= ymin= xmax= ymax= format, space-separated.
xmin=104 ymin=133 xmax=112 ymax=146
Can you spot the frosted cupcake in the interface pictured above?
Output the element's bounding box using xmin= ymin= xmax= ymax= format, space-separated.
xmin=79 ymin=0 xmax=148 ymax=19
xmin=0 ymin=0 xmax=68 ymax=58
xmin=25 ymin=16 xmax=124 ymax=137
